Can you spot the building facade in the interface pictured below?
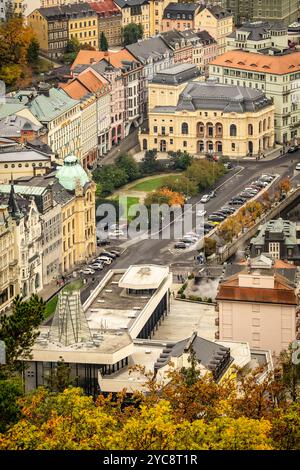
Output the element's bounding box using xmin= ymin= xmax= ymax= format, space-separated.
xmin=196 ymin=5 xmax=233 ymax=56
xmin=0 ymin=205 xmax=19 ymax=315
xmin=90 ymin=0 xmax=122 ymax=47
xmin=140 ymin=65 xmax=275 ymax=158
xmin=161 ymin=3 xmax=201 ymax=32
xmin=67 ymin=3 xmax=98 ymax=50
xmin=209 ymin=50 xmax=300 ymax=144
xmin=28 ymin=88 xmax=81 ymax=164
xmin=250 ymin=218 xmax=300 ymax=265
xmin=226 ymin=21 xmax=288 ymax=53
xmin=114 ymin=0 xmax=150 ymax=38
xmin=216 ymin=256 xmax=300 ymax=356
xmin=222 ymin=0 xmax=298 ymax=26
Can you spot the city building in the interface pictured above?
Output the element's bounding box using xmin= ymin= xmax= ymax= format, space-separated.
xmin=226 ymin=21 xmax=288 ymax=53
xmin=114 ymin=0 xmax=151 ymax=38
xmin=195 ymin=5 xmax=233 ymax=56
xmin=67 ymin=3 xmax=98 ymax=50
xmin=288 ymin=22 xmax=300 ymax=46
xmin=148 ymin=0 xmax=176 ymax=36
xmin=0 ymin=185 xmax=44 ymax=299
xmin=126 ymin=36 xmax=174 ymax=113
xmin=209 ymin=50 xmax=300 ymax=144
xmin=71 ymin=49 xmax=144 ymax=134
xmin=140 ymin=65 xmax=274 ymax=158
xmin=250 ymin=218 xmax=300 ymax=265
xmin=27 ymin=6 xmax=69 ymax=60
xmin=27 ymin=87 xmax=81 ymax=164
xmin=0 ymin=205 xmax=19 ymax=315
xmin=161 ymin=3 xmax=201 ymax=32
xmin=90 ymin=0 xmax=122 ymax=47
xmin=216 ymin=255 xmax=300 ymax=356
xmin=0 ymin=147 xmax=52 ymax=183
xmin=0 ymin=183 xmax=62 ymax=286
xmin=24 ymin=264 xmax=172 ymax=395
xmin=61 ymin=67 xmax=111 ymax=167
xmin=180 ymin=29 xmax=217 ymax=75
xmin=16 ymin=155 xmax=96 ymax=274
xmin=160 ymin=30 xmax=194 ymax=64
xmin=222 ymin=0 xmax=299 ymax=27
xmin=0 ymin=114 xmax=47 ymax=144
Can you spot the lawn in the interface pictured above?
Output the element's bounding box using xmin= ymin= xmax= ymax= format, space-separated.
xmin=129 ymin=174 xmax=181 ymax=192
xmin=112 ymin=195 xmax=140 ymax=220
xmin=44 ymin=279 xmax=84 ymax=319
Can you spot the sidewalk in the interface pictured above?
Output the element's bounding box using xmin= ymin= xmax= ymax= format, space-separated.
xmin=243 ymin=144 xmax=283 ymax=162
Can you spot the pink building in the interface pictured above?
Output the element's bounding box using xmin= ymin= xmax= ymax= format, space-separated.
xmin=216 ymin=256 xmax=300 ymax=357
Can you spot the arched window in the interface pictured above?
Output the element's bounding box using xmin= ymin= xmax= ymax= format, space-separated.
xmin=263 ymin=119 xmax=266 ymax=131
xmin=142 ymin=139 xmax=147 ymax=150
xmin=181 ymin=122 xmax=188 ymax=135
xmin=196 ymin=122 xmax=204 ymax=136
xmin=259 ymin=121 xmax=262 ymax=133
xmin=248 ymin=124 xmax=253 ymax=135
xmin=230 ymin=124 xmax=237 ymax=137
xmin=268 ymin=116 xmax=271 ymax=129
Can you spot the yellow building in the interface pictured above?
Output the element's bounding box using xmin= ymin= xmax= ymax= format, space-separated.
xmin=195 ymin=5 xmax=233 ymax=56
xmin=140 ymin=64 xmax=275 ymax=158
xmin=0 ymin=206 xmax=19 ymax=315
xmin=114 ymin=0 xmax=151 ymax=38
xmin=148 ymin=0 xmax=175 ymax=36
xmin=55 ymin=155 xmax=96 ymax=272
xmin=68 ymin=7 xmax=98 ymax=50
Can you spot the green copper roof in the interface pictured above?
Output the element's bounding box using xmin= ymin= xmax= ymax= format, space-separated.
xmin=56 ymin=155 xmax=89 ymax=191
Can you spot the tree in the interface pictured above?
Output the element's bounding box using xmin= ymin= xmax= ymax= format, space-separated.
xmin=65 ymin=38 xmax=80 ymax=54
xmin=180 ymin=347 xmax=201 ymax=387
xmin=140 ymin=149 xmax=162 ymax=175
xmin=161 ymin=175 xmax=198 ymax=197
xmin=27 ymin=37 xmax=40 ymax=64
xmin=123 ymin=23 xmax=143 ymax=46
xmin=204 ymin=237 xmax=216 ymax=257
xmin=93 ymin=165 xmax=128 ymax=196
xmin=116 ymin=153 xmax=140 ymax=181
xmin=0 ymin=294 xmax=45 ymax=370
xmin=0 ymin=375 xmax=22 ymax=433
xmin=185 ymin=160 xmax=225 ymax=192
xmin=144 ymin=188 xmax=185 ymax=207
xmin=278 ymin=177 xmax=292 ymax=195
xmin=279 ymin=344 xmax=300 ymax=402
xmin=0 ymin=64 xmax=21 ymax=86
xmin=100 ymin=31 xmax=108 ymax=51
xmin=169 ymin=150 xmax=193 ymax=170
xmin=44 ymin=358 xmax=74 ymax=393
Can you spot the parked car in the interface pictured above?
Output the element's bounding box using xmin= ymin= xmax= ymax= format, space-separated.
xmin=239 ymin=191 xmax=253 ymax=199
xmin=211 ymin=212 xmax=227 ymax=220
xmin=222 ymin=207 xmax=236 ymax=214
xmin=229 ymin=199 xmax=244 ymax=206
xmin=108 ymin=229 xmax=125 ymax=238
xmin=97 ymin=256 xmax=112 ymax=265
xmin=196 ymin=209 xmax=207 ymax=217
xmin=260 ymin=174 xmax=274 ymax=182
xmin=90 ymin=264 xmax=103 ymax=270
xmin=208 ymin=214 xmax=224 ymax=222
xmin=224 ymin=162 xmax=233 ymax=169
xmin=100 ymin=251 xmax=116 ymax=259
xmin=175 ymin=241 xmax=187 ymax=249
xmin=82 ymin=268 xmax=95 ymax=275
xmin=96 ymin=237 xmax=111 ymax=246
xmin=108 ymin=249 xmax=121 ymax=257
xmin=295 ymin=163 xmax=300 ymax=170
xmin=208 ymin=190 xmax=216 ymax=198
xmin=288 ymin=145 xmax=299 ymax=153
xmin=200 ymin=194 xmax=210 ymax=203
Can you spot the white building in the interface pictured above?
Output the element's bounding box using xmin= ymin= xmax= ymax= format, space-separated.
xmin=226 ymin=21 xmax=288 ymax=53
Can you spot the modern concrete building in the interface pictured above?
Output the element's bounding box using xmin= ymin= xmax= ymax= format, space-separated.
xmin=209 ymin=50 xmax=300 ymax=144
xmin=216 ymin=255 xmax=300 ymax=356
xmin=140 ymin=64 xmax=275 ymax=158
xmin=250 ymin=218 xmax=300 ymax=265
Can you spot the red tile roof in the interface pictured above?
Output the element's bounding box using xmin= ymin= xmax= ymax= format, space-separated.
xmin=210 ymin=50 xmax=300 ymax=75
xmin=71 ymin=49 xmax=137 ymax=71
xmin=216 ymin=272 xmax=297 ymax=305
xmin=60 ymin=69 xmax=107 ymax=100
xmin=90 ymin=0 xmax=121 ymax=16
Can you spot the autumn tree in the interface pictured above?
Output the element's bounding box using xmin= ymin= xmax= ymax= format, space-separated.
xmin=204 ymin=236 xmax=216 ymax=257
xmin=161 ymin=175 xmax=198 ymax=198
xmin=279 ymin=344 xmax=300 ymax=402
xmin=278 ymin=177 xmax=292 ymax=194
xmin=144 ymin=188 xmax=185 ymax=207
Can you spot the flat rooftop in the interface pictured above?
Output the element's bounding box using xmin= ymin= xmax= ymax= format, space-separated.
xmin=152 ymin=298 xmax=217 ymax=342
xmin=0 ymin=150 xmax=51 ymax=162
xmin=119 ymin=265 xmax=169 ymax=289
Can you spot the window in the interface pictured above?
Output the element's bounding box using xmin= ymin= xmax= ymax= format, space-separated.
xmin=231 ymin=143 xmax=235 ymax=151
xmin=248 ymin=124 xmax=253 ymax=135
xmin=252 ymin=304 xmax=260 ymax=312
xmin=181 ymin=122 xmax=188 ymax=135
xmin=154 ymin=126 xmax=157 ymax=133
xmin=183 ymin=141 xmax=187 ymax=147
xmin=230 ymin=124 xmax=237 ymax=136
xmin=269 ymin=242 xmax=280 ymax=259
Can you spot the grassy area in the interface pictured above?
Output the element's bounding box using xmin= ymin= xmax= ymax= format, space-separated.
xmin=44 ymin=279 xmax=84 ymax=319
xmin=129 ymin=174 xmax=181 ymax=192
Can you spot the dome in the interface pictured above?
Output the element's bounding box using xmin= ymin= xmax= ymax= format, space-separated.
xmin=56 ymin=155 xmax=90 ymax=191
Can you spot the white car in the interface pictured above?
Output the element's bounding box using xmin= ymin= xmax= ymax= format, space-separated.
xmin=296 ymin=163 xmax=300 ymax=170
xmin=200 ymin=194 xmax=210 ymax=203
xmin=82 ymin=268 xmax=95 ymax=275
xmin=108 ymin=229 xmax=125 ymax=238
xmin=97 ymin=256 xmax=112 ymax=265
xmin=196 ymin=209 xmax=206 ymax=217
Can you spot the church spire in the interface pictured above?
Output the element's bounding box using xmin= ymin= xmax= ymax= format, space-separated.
xmin=8 ymin=177 xmax=21 ymax=220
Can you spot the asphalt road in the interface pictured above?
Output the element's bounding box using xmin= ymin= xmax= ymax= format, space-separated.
xmin=78 ymin=150 xmax=300 ymax=301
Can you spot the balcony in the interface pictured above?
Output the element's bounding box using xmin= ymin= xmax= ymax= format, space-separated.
xmin=215 ymin=317 xmax=219 ymax=326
